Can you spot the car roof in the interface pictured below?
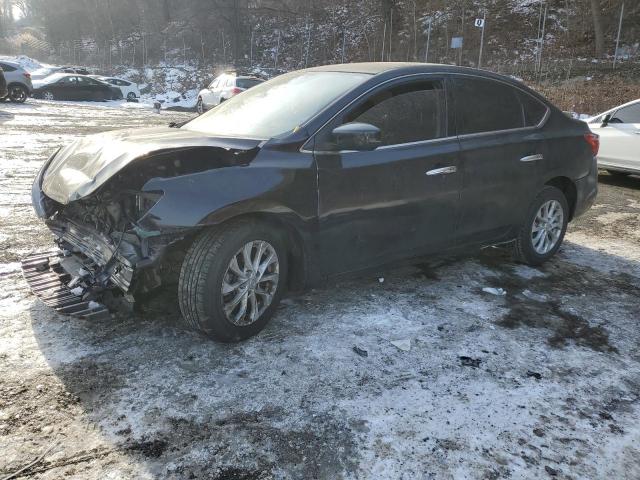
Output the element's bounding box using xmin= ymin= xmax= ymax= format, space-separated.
xmin=305 ymin=61 xmax=513 ymax=78
xmin=0 ymin=60 xmax=22 ymax=69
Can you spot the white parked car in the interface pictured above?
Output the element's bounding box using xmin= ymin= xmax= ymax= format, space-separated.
xmin=90 ymin=75 xmax=140 ymax=101
xmin=197 ymin=73 xmax=263 ymax=114
xmin=587 ymin=99 xmax=640 ymax=176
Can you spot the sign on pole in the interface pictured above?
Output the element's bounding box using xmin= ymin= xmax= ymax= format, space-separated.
xmin=451 ymin=37 xmax=463 ymax=49
xmin=477 ymin=12 xmax=487 ymax=68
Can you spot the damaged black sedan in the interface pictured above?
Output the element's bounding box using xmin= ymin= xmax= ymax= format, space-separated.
xmin=25 ymin=63 xmax=598 ymax=341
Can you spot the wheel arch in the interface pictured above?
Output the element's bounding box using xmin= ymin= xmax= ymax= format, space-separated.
xmin=170 ymin=212 xmax=310 ymax=292
xmin=544 ymin=176 xmax=577 ymax=220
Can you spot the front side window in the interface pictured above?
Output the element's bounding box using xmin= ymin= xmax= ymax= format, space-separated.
xmin=454 ymin=77 xmax=524 ymax=134
xmin=183 ymin=71 xmax=371 ymax=139
xmin=340 ymin=80 xmax=446 ymax=147
xmin=611 ymin=103 xmax=640 ymax=124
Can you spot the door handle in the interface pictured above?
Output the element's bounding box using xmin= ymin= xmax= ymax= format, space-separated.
xmin=520 ymin=154 xmax=544 ymax=162
xmin=426 ymin=166 xmax=457 ymax=176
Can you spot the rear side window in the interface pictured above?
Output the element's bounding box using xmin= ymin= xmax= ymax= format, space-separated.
xmin=519 ymin=92 xmax=548 ymax=126
xmin=453 ymin=77 xmax=524 ymax=134
xmin=236 ymin=79 xmax=262 ymax=89
xmin=342 ymin=80 xmax=446 ymax=146
xmin=611 ymin=103 xmax=640 ymax=123
xmin=0 ymin=63 xmax=16 ymax=72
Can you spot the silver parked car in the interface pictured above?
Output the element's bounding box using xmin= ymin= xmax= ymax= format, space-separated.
xmin=0 ymin=60 xmax=33 ymax=103
xmin=196 ymin=73 xmax=263 ymax=114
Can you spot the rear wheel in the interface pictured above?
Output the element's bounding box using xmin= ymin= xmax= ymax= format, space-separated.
xmin=42 ymin=90 xmax=55 ymax=101
xmin=126 ymin=92 xmax=137 ymax=101
xmin=178 ymin=220 xmax=287 ymax=342
xmin=8 ymin=85 xmax=27 ymax=103
xmin=513 ymin=186 xmax=568 ymax=266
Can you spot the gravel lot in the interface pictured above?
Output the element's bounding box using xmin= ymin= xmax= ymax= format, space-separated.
xmin=1 ymin=100 xmax=639 ymax=479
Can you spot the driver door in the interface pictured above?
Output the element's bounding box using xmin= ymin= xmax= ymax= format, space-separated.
xmin=313 ymin=77 xmax=461 ymax=277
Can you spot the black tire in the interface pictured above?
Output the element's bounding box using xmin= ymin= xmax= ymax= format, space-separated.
xmin=178 ymin=219 xmax=288 ymax=342
xmin=8 ymin=84 xmax=28 ymax=103
xmin=513 ymin=186 xmax=569 ymax=266
xmin=607 ymin=170 xmax=630 ymax=177
xmin=127 ymin=92 xmax=137 ymax=101
xmin=196 ymin=97 xmax=204 ymax=114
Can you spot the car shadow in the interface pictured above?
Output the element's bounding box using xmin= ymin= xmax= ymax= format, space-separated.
xmin=21 ymin=241 xmax=640 ymax=477
xmin=0 ymin=109 xmax=14 ymax=124
xmin=598 ymin=170 xmax=640 ymax=188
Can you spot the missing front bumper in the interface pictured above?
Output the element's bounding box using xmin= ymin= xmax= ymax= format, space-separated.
xmin=21 ymin=251 xmax=110 ymax=320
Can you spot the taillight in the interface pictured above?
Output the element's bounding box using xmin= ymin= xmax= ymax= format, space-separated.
xmin=23 ymin=72 xmax=31 ymax=79
xmin=584 ymin=133 xmax=600 ymax=156
xmin=230 ymin=87 xmax=242 ymax=95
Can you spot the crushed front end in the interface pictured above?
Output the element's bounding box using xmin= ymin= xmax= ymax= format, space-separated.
xmin=23 ymin=127 xmax=262 ymax=318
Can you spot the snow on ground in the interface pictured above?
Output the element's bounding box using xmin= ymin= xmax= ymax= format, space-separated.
xmin=0 ymin=100 xmax=640 ymax=479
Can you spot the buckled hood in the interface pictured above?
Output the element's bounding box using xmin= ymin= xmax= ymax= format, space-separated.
xmin=41 ymin=126 xmax=263 ymax=204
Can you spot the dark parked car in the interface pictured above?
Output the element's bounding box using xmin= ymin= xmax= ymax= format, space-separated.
xmin=24 ymin=63 xmax=598 ymax=342
xmin=33 ymin=73 xmax=122 ymax=101
xmin=0 ymin=66 xmax=7 ymax=99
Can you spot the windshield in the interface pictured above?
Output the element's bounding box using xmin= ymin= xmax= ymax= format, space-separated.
xmin=183 ymin=70 xmax=371 ymax=138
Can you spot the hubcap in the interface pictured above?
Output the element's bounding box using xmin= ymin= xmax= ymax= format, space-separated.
xmin=221 ymin=240 xmax=279 ymax=326
xmin=531 ymin=200 xmax=563 ymax=254
xmin=43 ymin=91 xmax=54 ymax=101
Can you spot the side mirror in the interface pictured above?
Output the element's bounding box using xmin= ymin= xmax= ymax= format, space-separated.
xmin=332 ymin=122 xmax=382 ymax=151
xmin=602 ymin=114 xmax=611 ymax=127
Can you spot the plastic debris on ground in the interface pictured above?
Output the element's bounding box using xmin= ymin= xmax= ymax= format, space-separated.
xmin=482 ymin=287 xmax=507 ymax=296
xmin=352 ymin=346 xmax=368 ymax=358
xmin=522 ymin=289 xmax=548 ymax=302
xmin=390 ymin=339 xmax=411 ymax=352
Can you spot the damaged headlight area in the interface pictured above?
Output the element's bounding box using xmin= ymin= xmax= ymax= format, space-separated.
xmin=23 ymin=152 xmax=215 ymax=317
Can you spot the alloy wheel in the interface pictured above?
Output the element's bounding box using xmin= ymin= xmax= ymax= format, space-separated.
xmin=42 ymin=91 xmax=55 ymax=101
xmin=9 ymin=86 xmax=27 ymax=102
xmin=221 ymin=240 xmax=279 ymax=326
xmin=531 ymin=200 xmax=563 ymax=254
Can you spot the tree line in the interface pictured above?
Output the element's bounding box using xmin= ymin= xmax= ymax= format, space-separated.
xmin=1 ymin=0 xmax=638 ymax=70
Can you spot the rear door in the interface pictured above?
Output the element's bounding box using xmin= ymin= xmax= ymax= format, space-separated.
xmin=314 ymin=77 xmax=461 ymax=275
xmin=452 ymin=75 xmax=548 ymax=246
xmin=595 ymin=102 xmax=640 ymax=172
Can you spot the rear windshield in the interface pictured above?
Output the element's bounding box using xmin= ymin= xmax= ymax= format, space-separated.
xmin=236 ymin=78 xmax=262 ymax=89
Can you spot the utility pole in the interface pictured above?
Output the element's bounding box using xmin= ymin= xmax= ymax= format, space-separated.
xmin=537 ymin=4 xmax=547 ymax=75
xmin=341 ymin=30 xmax=346 ymax=63
xmin=304 ymin=23 xmax=311 ymax=67
xmin=274 ymin=30 xmax=280 ymax=70
xmin=250 ymin=29 xmax=254 ymax=67
xmin=613 ymin=2 xmax=624 ymax=68
xmin=381 ymin=21 xmax=386 ymax=61
xmin=458 ymin=5 xmax=465 ymax=66
xmin=425 ymin=17 xmax=432 ymax=62
xmin=477 ymin=11 xmax=486 ymax=69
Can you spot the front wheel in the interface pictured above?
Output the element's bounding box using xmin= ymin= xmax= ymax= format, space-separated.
xmin=8 ymin=85 xmax=28 ymax=103
xmin=196 ymin=97 xmax=204 ymax=114
xmin=513 ymin=186 xmax=569 ymax=266
xmin=178 ymin=220 xmax=287 ymax=342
